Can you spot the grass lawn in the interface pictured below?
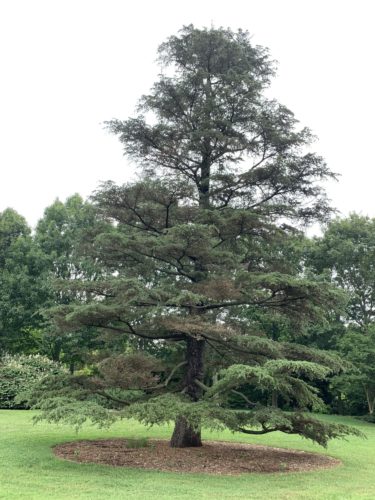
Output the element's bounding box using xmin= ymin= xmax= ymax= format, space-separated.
xmin=0 ymin=410 xmax=373 ymax=499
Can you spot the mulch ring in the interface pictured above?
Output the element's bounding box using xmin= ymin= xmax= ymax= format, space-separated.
xmin=53 ymin=438 xmax=341 ymax=475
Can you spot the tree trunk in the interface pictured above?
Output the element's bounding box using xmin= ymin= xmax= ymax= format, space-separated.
xmin=50 ymin=339 xmax=62 ymax=362
xmin=365 ymin=387 xmax=375 ymax=415
xmin=198 ymin=157 xmax=211 ymax=210
xmin=170 ymin=416 xmax=202 ymax=447
xmin=271 ymin=391 xmax=278 ymax=408
xmin=170 ymin=337 xmax=205 ymax=447
xmin=171 ymin=161 xmax=208 ymax=448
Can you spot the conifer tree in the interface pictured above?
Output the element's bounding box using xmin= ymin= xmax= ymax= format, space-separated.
xmin=34 ymin=26 xmax=359 ymax=447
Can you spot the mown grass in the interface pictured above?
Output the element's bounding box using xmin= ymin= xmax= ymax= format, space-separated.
xmin=0 ymin=410 xmax=374 ymax=499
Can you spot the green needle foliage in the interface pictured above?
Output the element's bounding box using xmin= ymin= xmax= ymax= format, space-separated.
xmin=30 ymin=26 xmax=360 ymax=448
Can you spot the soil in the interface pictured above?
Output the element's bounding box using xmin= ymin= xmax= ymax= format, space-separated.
xmin=53 ymin=438 xmax=341 ymax=475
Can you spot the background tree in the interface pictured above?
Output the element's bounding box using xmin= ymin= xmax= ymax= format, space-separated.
xmin=0 ymin=353 xmax=65 ymax=409
xmin=310 ymin=214 xmax=375 ymax=415
xmin=0 ymin=208 xmax=47 ymax=353
xmin=31 ymin=26 xmax=359 ymax=448
xmin=34 ymin=194 xmax=107 ymax=370
xmin=331 ymin=327 xmax=375 ymax=416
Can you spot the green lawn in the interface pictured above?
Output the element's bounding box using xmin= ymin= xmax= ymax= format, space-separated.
xmin=0 ymin=411 xmax=373 ymax=499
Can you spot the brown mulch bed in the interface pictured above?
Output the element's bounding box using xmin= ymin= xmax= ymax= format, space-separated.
xmin=53 ymin=438 xmax=341 ymax=475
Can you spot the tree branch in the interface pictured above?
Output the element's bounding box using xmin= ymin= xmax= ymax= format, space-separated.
xmin=230 ymin=389 xmax=257 ymax=407
xmin=238 ymin=426 xmax=278 ymax=435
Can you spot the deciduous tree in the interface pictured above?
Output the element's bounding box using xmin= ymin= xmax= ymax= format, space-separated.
xmin=35 ymin=195 xmax=106 ymax=368
xmin=0 ymin=209 xmax=47 ymax=352
xmin=311 ymin=214 xmax=375 ymax=415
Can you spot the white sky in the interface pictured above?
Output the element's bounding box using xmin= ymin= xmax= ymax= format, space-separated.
xmin=1 ymin=0 xmax=374 ymax=228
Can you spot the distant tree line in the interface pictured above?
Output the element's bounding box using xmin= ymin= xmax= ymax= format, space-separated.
xmin=1 ymin=202 xmax=373 ymax=419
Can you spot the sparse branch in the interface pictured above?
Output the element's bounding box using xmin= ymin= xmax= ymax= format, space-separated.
xmin=230 ymin=389 xmax=257 ymax=407
xmin=164 ymin=361 xmax=188 ymax=386
xmin=194 ymin=379 xmax=210 ymax=391
xmin=194 ymin=379 xmax=256 ymax=407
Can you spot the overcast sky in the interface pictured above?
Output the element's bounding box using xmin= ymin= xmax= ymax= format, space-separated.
xmin=1 ymin=0 xmax=374 ymax=229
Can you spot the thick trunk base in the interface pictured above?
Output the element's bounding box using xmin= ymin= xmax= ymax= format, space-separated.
xmin=170 ymin=337 xmax=205 ymax=447
xmin=170 ymin=416 xmax=202 ymax=447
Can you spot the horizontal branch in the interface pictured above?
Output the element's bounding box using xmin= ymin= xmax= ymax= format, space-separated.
xmin=136 ymin=294 xmax=308 ymax=312
xmin=89 ymin=323 xmax=186 ymax=341
xmin=237 ymin=426 xmax=277 ymax=435
xmin=95 ymin=390 xmax=132 ymax=405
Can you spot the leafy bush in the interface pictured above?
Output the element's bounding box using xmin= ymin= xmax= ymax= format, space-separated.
xmin=356 ymin=414 xmax=375 ymax=424
xmin=0 ymin=353 xmax=65 ymax=409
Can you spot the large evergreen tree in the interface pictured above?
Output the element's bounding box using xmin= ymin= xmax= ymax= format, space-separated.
xmin=35 ymin=26 xmax=359 ymax=447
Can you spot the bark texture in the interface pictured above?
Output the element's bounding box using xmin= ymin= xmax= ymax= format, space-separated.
xmin=170 ymin=337 xmax=205 ymax=447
